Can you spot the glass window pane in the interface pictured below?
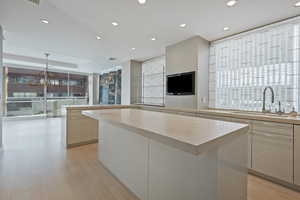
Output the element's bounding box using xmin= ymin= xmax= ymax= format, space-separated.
xmin=47 ymin=71 xmax=68 ymax=97
xmin=6 ymin=67 xmax=45 ymax=117
xmin=69 ymin=73 xmax=88 ymax=97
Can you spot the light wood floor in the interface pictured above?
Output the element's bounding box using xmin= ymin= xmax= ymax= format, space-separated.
xmin=0 ymin=118 xmax=300 ymax=200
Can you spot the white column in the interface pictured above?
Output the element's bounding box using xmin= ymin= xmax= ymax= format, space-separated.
xmin=88 ymin=73 xmax=99 ymax=105
xmin=121 ymin=60 xmax=142 ymax=105
xmin=0 ymin=25 xmax=3 ymax=147
xmin=121 ymin=61 xmax=131 ymax=105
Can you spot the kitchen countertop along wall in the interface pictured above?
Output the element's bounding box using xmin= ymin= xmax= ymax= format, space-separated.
xmin=134 ymin=105 xmax=300 ymax=125
xmin=63 ymin=104 xmax=300 ymax=149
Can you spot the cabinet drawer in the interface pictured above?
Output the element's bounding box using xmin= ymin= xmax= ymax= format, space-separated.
xmin=252 ymin=121 xmax=292 ymax=136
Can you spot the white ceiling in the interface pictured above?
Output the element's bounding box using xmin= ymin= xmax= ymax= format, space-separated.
xmin=0 ymin=0 xmax=299 ymax=72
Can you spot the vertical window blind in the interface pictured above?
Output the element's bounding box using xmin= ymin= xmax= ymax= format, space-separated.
xmin=209 ymin=18 xmax=300 ymax=112
xmin=141 ymin=56 xmax=165 ymax=106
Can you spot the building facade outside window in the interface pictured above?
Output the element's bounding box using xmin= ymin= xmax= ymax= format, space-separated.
xmin=4 ymin=66 xmax=89 ymax=117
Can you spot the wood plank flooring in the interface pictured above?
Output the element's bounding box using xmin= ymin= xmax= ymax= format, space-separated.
xmin=0 ymin=118 xmax=299 ymax=200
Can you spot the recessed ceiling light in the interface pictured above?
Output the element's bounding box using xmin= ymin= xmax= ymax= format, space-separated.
xmin=138 ymin=0 xmax=146 ymax=5
xmin=226 ymin=0 xmax=238 ymax=7
xmin=40 ymin=19 xmax=49 ymax=24
xmin=96 ymin=36 xmax=101 ymax=40
xmin=112 ymin=22 xmax=119 ymax=26
xmin=131 ymin=47 xmax=136 ymax=50
xmin=179 ymin=23 xmax=187 ymax=28
xmin=151 ymin=37 xmax=156 ymax=41
xmin=223 ymin=27 xmax=230 ymax=31
xmin=295 ymin=1 xmax=300 ymax=7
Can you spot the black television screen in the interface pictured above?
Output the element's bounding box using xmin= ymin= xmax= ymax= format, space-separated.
xmin=167 ymin=72 xmax=195 ymax=95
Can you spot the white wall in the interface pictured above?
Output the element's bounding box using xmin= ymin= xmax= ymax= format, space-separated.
xmin=121 ymin=60 xmax=142 ymax=105
xmin=0 ymin=25 xmax=3 ymax=147
xmin=165 ymin=36 xmax=209 ymax=109
xmin=121 ymin=61 xmax=131 ymax=105
xmin=88 ymin=73 xmax=100 ymax=105
xmin=197 ymin=38 xmax=210 ymax=109
xmin=130 ymin=61 xmax=142 ymax=104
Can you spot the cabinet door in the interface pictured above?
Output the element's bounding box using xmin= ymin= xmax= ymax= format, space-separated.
xmin=294 ymin=125 xmax=300 ymax=186
xmin=198 ymin=114 xmax=252 ymax=168
xmin=252 ymin=122 xmax=293 ymax=183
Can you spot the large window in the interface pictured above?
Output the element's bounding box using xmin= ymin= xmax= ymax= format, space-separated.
xmin=5 ymin=67 xmax=89 ymax=117
xmin=6 ymin=67 xmax=45 ymax=116
xmin=209 ymin=18 xmax=300 ymax=112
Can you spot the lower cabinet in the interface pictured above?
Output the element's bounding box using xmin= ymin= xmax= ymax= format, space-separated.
xmin=251 ymin=121 xmax=293 ymax=183
xmin=198 ymin=115 xmax=295 ymax=184
xmin=294 ymin=125 xmax=300 ymax=186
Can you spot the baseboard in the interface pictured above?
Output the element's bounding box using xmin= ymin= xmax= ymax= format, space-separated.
xmin=248 ymin=169 xmax=300 ymax=192
xmin=67 ymin=139 xmax=98 ymax=148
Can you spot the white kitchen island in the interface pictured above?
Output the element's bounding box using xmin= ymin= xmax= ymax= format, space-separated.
xmin=83 ymin=108 xmax=249 ymax=200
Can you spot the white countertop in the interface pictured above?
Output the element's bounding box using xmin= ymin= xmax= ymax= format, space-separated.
xmin=135 ymin=105 xmax=300 ymax=125
xmin=83 ymin=108 xmax=249 ymax=154
xmin=64 ymin=104 xmax=133 ymax=110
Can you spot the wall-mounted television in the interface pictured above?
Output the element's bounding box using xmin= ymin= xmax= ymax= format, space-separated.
xmin=167 ymin=71 xmax=195 ymax=95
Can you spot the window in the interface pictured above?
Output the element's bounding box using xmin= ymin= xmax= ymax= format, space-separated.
xmin=47 ymin=71 xmax=68 ymax=97
xmin=209 ymin=18 xmax=300 ymax=112
xmin=5 ymin=67 xmax=89 ymax=117
xmin=141 ymin=56 xmax=165 ymax=106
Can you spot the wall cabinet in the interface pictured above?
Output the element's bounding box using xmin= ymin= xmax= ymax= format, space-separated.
xmin=294 ymin=125 xmax=300 ymax=186
xmin=251 ymin=121 xmax=293 ymax=183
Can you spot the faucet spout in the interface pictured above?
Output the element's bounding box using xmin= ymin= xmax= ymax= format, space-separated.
xmin=262 ymin=86 xmax=275 ymax=113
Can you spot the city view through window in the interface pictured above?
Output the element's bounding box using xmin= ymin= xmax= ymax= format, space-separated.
xmin=5 ymin=67 xmax=89 ymax=117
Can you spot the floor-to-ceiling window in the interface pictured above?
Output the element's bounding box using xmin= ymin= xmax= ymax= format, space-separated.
xmin=209 ymin=18 xmax=300 ymax=112
xmin=5 ymin=67 xmax=45 ymax=116
xmin=4 ymin=66 xmax=89 ymax=117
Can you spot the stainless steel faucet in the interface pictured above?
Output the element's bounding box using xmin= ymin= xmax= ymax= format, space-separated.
xmin=262 ymin=86 xmax=275 ymax=113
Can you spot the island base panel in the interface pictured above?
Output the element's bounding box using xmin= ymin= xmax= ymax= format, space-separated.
xmin=99 ymin=120 xmax=248 ymax=200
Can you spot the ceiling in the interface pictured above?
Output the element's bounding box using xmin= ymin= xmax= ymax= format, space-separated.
xmin=0 ymin=0 xmax=299 ymax=72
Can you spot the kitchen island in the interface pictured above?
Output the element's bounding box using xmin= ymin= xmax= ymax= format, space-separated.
xmin=83 ymin=108 xmax=249 ymax=200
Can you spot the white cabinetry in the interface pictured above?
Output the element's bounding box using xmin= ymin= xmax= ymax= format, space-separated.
xmin=99 ymin=119 xmax=248 ymax=200
xmin=99 ymin=122 xmax=149 ymax=200
xmin=294 ymin=125 xmax=300 ymax=186
xmin=251 ymin=121 xmax=293 ymax=183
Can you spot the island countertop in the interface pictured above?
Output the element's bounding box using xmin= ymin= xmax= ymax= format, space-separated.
xmin=82 ymin=108 xmax=249 ymax=154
